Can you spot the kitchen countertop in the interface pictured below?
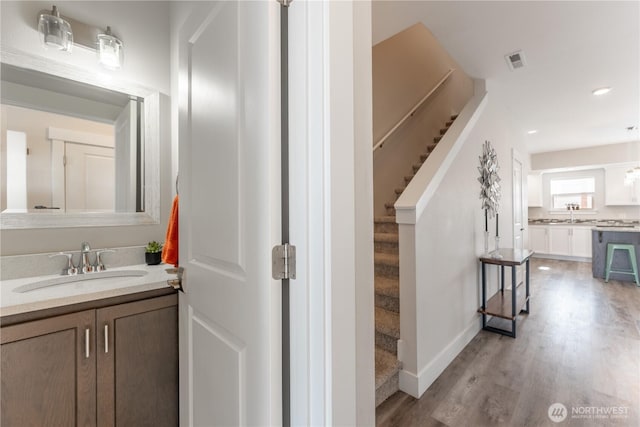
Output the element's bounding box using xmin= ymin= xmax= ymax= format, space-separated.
xmin=592 ymin=226 xmax=640 ymax=233
xmin=529 ymin=219 xmax=639 ymax=228
xmin=0 ymin=264 xmax=176 ymax=318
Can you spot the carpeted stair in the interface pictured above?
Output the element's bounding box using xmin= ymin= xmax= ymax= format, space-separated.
xmin=373 ymin=115 xmax=457 ymax=407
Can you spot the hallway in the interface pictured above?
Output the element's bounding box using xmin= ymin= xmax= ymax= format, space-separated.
xmin=376 ymin=258 xmax=640 ymax=426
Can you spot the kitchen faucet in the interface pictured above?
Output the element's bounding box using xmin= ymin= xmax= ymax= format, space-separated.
xmin=80 ymin=242 xmax=94 ymax=274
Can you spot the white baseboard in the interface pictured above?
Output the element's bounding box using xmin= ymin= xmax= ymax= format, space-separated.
xmin=399 ymin=319 xmax=481 ymax=398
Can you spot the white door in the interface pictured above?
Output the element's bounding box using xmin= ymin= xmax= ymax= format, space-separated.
xmin=178 ymin=2 xmax=282 ymax=426
xmin=65 ymin=142 xmax=115 ymax=212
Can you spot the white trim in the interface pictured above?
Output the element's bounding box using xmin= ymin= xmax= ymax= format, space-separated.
xmin=399 ymin=320 xmax=480 ymax=397
xmin=395 ymin=80 xmax=489 ymax=225
xmin=48 ymin=127 xmax=113 ymax=148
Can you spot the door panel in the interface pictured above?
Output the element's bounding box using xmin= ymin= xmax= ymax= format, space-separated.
xmin=96 ymin=295 xmax=178 ymax=427
xmin=1 ymin=310 xmax=96 ymax=427
xmin=178 ymin=1 xmax=281 ymax=425
xmin=65 ymin=142 xmax=115 ymax=212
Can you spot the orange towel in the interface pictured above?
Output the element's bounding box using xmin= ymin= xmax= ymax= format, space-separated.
xmin=162 ymin=195 xmax=179 ymax=266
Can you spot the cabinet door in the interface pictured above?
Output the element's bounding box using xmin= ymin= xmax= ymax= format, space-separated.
xmin=529 ymin=226 xmax=548 ymax=253
xmin=571 ymin=228 xmax=593 ymax=258
xmin=1 ymin=310 xmax=96 ymax=427
xmin=527 ymin=174 xmax=543 ymax=207
xmin=548 ymin=227 xmax=572 ymax=255
xmin=96 ymin=294 xmax=178 ymax=427
xmin=605 ymin=164 xmax=640 ymax=206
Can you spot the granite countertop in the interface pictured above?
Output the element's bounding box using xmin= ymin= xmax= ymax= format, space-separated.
xmin=0 ymin=264 xmax=176 ymax=318
xmin=529 ymin=219 xmax=640 ymax=228
xmin=592 ymin=226 xmax=640 ymax=233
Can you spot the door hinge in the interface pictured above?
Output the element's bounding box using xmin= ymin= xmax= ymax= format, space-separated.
xmin=272 ymin=243 xmax=296 ymax=280
xmin=63 ymin=155 xmax=67 ymax=166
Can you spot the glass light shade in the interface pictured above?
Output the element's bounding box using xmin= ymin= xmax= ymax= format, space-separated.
xmin=97 ymin=30 xmax=123 ymax=69
xmin=38 ymin=7 xmax=73 ymax=52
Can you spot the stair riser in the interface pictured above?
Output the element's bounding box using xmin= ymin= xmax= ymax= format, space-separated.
xmin=375 ymin=240 xmax=398 ymax=254
xmin=375 ymin=262 xmax=399 ymax=278
xmin=375 ymin=331 xmax=398 ymax=355
xmin=375 ymin=371 xmax=399 ymax=407
xmin=374 ymin=222 xmax=398 ymax=234
xmin=375 ymin=293 xmax=399 ymax=313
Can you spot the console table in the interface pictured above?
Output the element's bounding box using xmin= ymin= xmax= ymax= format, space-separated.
xmin=478 ymin=249 xmax=533 ymax=338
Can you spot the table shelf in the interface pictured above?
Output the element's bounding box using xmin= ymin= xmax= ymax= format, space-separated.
xmin=478 ymin=282 xmax=530 ymax=320
xmin=479 ymin=249 xmax=533 ymax=338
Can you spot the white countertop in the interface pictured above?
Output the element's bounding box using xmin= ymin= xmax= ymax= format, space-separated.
xmin=1 ymin=264 xmax=176 ymax=318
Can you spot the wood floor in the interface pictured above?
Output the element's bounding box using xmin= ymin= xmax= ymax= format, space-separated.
xmin=376 ymin=258 xmax=640 ymax=426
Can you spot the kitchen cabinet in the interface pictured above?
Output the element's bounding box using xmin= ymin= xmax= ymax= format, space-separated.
xmin=549 ymin=227 xmax=572 ymax=256
xmin=605 ymin=164 xmax=640 ymax=206
xmin=529 ymin=226 xmax=548 ymax=253
xmin=528 ymin=225 xmax=592 ymax=258
xmin=571 ymin=227 xmax=593 ymax=258
xmin=1 ymin=294 xmax=177 ymax=427
xmin=527 ymin=174 xmax=543 ymax=207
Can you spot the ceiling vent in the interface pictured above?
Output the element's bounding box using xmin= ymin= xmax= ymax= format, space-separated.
xmin=505 ymin=50 xmax=526 ymax=71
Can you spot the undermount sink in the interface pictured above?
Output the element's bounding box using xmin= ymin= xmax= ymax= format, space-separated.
xmin=13 ymin=270 xmax=148 ymax=293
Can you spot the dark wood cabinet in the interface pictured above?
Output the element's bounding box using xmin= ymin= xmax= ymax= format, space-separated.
xmin=1 ymin=294 xmax=178 ymax=427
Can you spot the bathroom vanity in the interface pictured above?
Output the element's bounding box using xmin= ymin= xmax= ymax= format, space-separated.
xmin=1 ymin=266 xmax=178 ymax=427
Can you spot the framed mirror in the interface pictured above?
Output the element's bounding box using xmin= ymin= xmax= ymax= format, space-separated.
xmin=0 ymin=46 xmax=161 ymax=229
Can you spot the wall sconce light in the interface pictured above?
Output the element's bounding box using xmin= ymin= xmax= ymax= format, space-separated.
xmin=37 ymin=5 xmax=123 ymax=69
xmin=97 ymin=27 xmax=124 ymax=69
xmin=37 ymin=6 xmax=73 ymax=52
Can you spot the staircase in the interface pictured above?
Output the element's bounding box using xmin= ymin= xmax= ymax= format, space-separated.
xmin=373 ymin=115 xmax=457 ymax=407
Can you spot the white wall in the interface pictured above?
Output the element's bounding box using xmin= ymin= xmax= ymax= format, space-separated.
xmin=400 ymin=91 xmax=529 ymax=397
xmin=0 ymin=1 xmax=172 ymax=255
xmin=531 ymin=141 xmax=640 ymax=171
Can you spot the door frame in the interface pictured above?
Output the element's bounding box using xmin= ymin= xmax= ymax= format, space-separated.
xmin=288 ymin=1 xmax=374 ymax=426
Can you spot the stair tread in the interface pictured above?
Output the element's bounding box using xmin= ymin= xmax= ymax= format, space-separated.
xmin=394 ymin=187 xmax=406 ymax=194
xmin=375 ymin=347 xmax=401 ymax=390
xmin=375 ymin=275 xmax=399 ymax=298
xmin=374 ymin=216 xmax=397 ymax=224
xmin=384 ymin=201 xmax=396 ymax=208
xmin=375 ymin=306 xmax=400 ymax=338
xmin=374 ymin=252 xmax=399 ymax=267
xmin=374 ymin=232 xmax=398 ymax=243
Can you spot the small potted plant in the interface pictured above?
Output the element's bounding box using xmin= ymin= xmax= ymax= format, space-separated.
xmin=145 ymin=241 xmax=163 ymax=265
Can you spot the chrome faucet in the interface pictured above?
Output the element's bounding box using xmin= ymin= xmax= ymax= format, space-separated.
xmin=80 ymin=242 xmax=94 ymax=274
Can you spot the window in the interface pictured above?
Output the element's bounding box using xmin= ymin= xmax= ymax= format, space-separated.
xmin=549 ymin=177 xmax=595 ymax=210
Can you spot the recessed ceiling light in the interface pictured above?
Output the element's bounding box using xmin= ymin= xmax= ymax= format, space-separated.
xmin=527 ymin=130 xmax=538 ymax=135
xmin=592 ymin=87 xmax=611 ymax=96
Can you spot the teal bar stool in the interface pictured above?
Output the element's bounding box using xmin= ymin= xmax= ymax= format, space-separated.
xmin=605 ymin=243 xmax=639 ymax=286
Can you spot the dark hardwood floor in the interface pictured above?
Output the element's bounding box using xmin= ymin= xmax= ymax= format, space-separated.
xmin=376 ymin=258 xmax=640 ymax=426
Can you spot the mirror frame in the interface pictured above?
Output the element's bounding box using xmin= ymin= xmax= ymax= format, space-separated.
xmin=0 ymin=46 xmax=161 ymax=229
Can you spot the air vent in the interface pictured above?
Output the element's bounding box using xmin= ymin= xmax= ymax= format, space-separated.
xmin=505 ymin=50 xmax=526 ymax=71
